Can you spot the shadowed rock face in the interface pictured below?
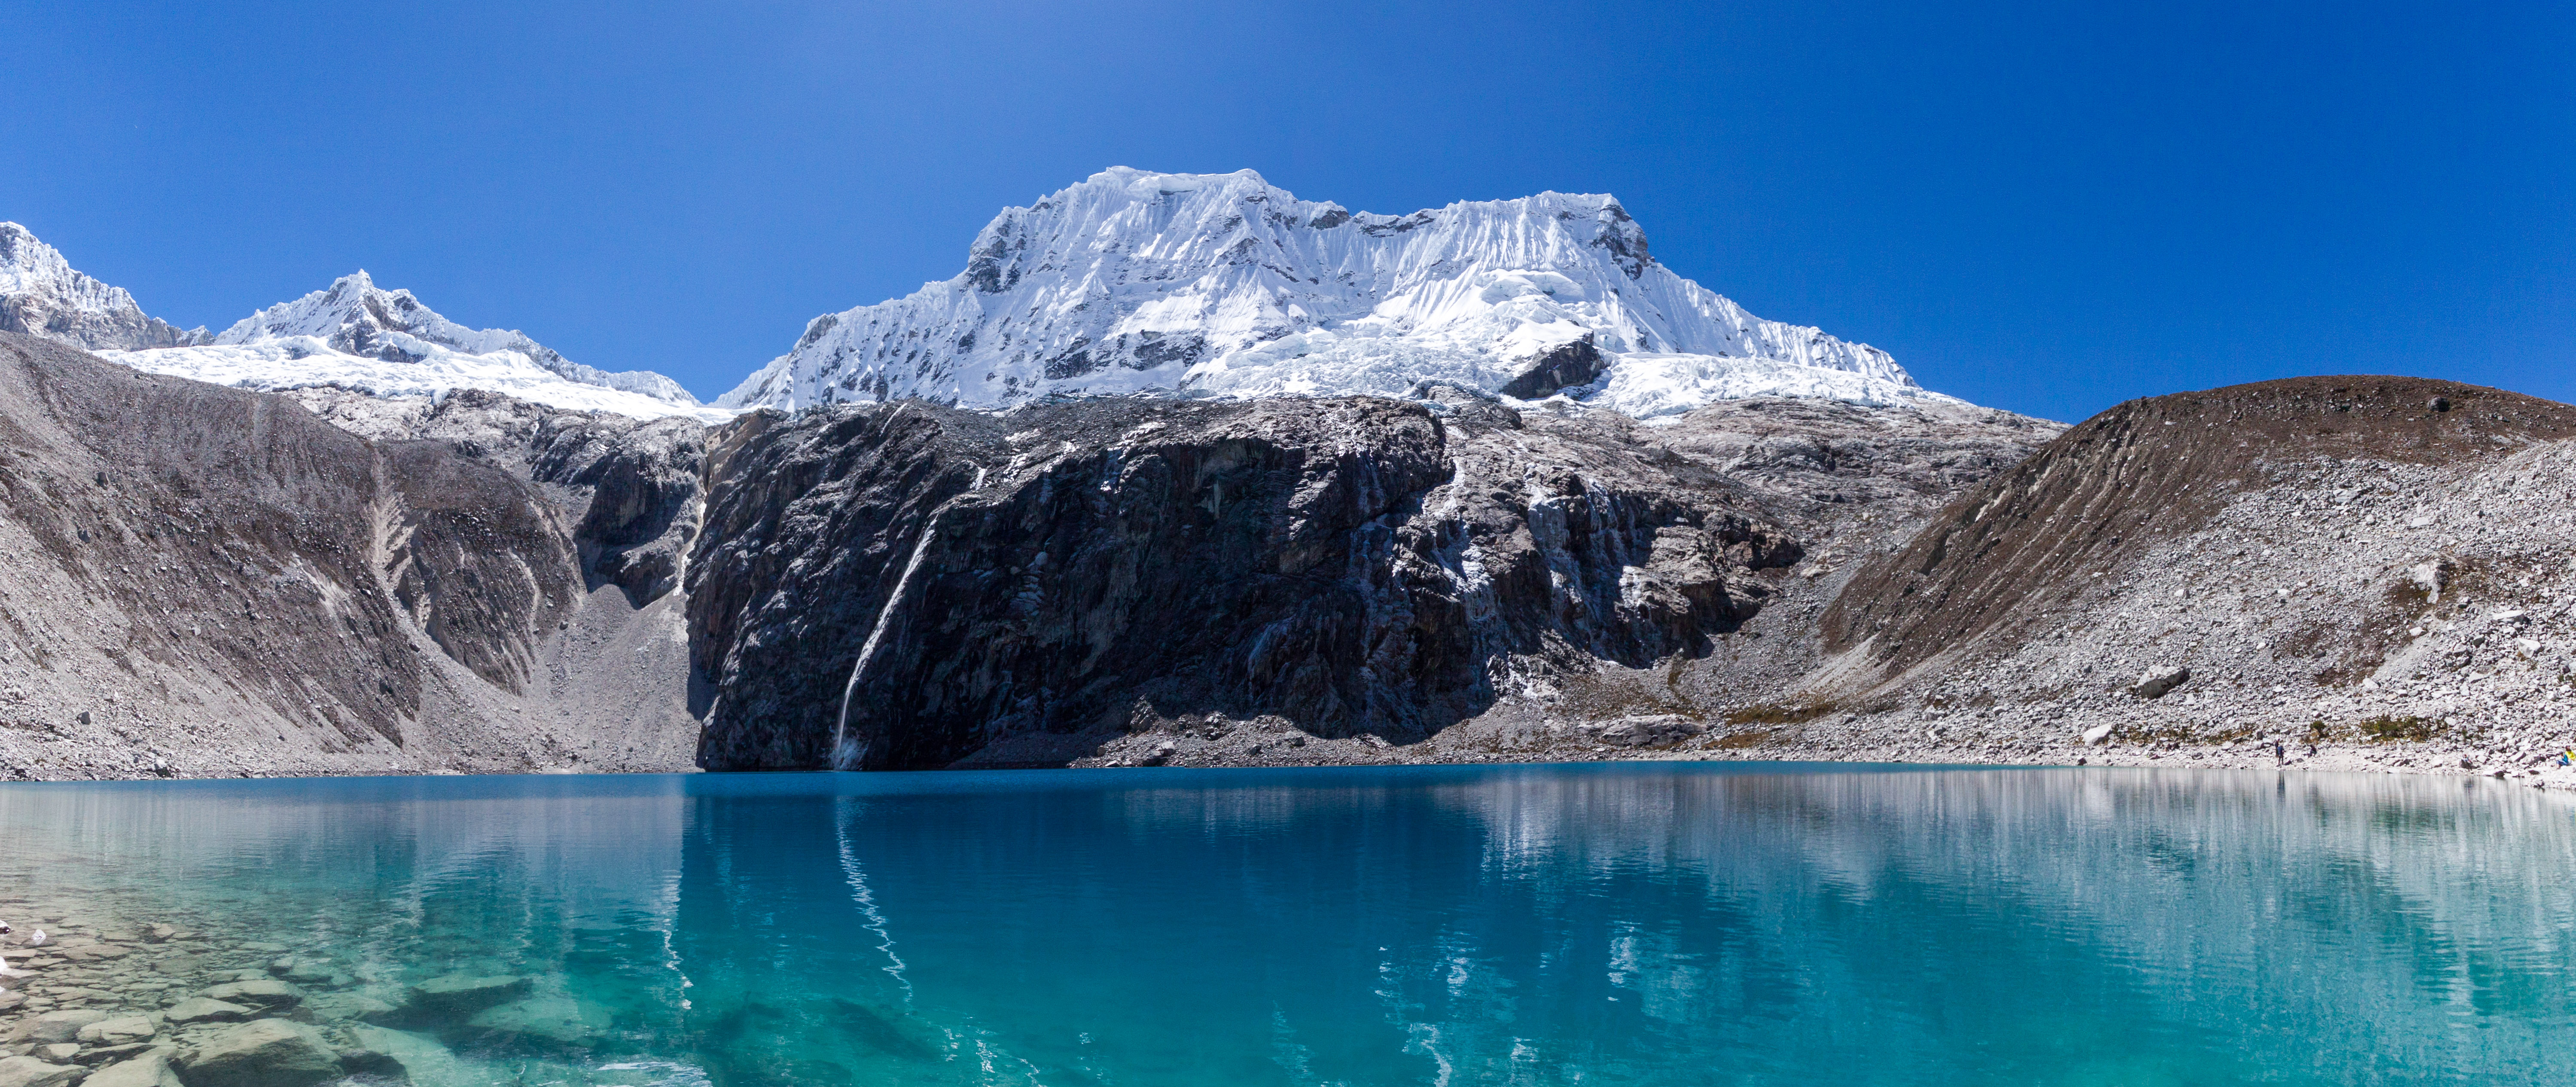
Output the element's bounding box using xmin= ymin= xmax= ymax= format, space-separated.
xmin=687 ymin=397 xmax=1805 ymax=770
xmin=527 ymin=414 xmax=705 ymax=605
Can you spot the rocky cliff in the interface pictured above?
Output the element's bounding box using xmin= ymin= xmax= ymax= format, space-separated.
xmin=0 ymin=326 xmax=2067 ymax=777
xmin=0 ymin=333 xmax=704 ymax=778
xmin=684 ymin=391 xmax=2056 ymax=770
xmin=59 ymin=329 xmax=2576 ymax=786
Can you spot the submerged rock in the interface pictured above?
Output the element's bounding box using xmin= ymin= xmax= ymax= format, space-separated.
xmin=161 ymin=998 xmax=252 ymax=1025
xmin=400 ymin=974 xmax=530 ymax=1021
xmin=0 ymin=1056 xmax=87 ymax=1087
xmin=465 ymin=993 xmax=615 ymax=1048
xmin=70 ymin=1017 xmax=153 ymax=1046
xmin=197 ymin=980 xmax=302 ymax=1011
xmin=12 ymin=1010 xmax=108 ymax=1044
xmin=79 ymin=1053 xmax=177 ymax=1087
xmin=177 ymin=1019 xmax=340 ymax=1087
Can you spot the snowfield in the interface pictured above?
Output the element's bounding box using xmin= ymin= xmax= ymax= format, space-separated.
xmin=101 ymin=271 xmax=726 ymax=422
xmin=104 ymin=339 xmax=735 ymax=423
xmin=721 ymin=167 xmax=1957 ymax=418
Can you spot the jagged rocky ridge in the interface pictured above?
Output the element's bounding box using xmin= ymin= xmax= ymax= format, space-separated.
xmin=0 ymin=222 xmax=715 ymax=421
xmin=98 ymin=271 xmax=723 ymax=422
xmin=0 ymin=224 xmax=205 ymax=351
xmin=720 ymin=168 xmax=1948 ymax=417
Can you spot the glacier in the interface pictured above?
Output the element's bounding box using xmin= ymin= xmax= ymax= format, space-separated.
xmin=101 ymin=272 xmax=726 ymax=423
xmin=719 ymin=168 xmax=1957 ymax=418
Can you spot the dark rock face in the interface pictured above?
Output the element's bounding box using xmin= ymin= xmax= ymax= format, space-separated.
xmin=1498 ymin=337 xmax=1607 ymax=399
xmin=527 ymin=415 xmax=704 ymax=605
xmin=688 ymin=397 xmax=1802 ymax=770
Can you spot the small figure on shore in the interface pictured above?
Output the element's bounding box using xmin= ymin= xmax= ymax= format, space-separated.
xmin=2274 ymin=741 xmax=2286 ymax=763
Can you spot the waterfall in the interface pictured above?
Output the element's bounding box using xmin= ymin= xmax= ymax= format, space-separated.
xmin=831 ymin=525 xmax=938 ymax=770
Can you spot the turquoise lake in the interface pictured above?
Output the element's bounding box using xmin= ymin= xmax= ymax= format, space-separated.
xmin=2 ymin=763 xmax=2573 ymax=1085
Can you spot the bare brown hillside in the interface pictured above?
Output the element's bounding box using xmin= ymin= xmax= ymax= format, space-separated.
xmin=1823 ymin=376 xmax=2576 ymax=677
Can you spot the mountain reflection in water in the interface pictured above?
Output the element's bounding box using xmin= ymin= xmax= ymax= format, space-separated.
xmin=0 ymin=764 xmax=2567 ymax=1086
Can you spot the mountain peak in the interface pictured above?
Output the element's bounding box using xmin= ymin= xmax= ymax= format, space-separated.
xmin=0 ymin=228 xmax=718 ymax=421
xmin=719 ymin=170 xmax=1936 ymax=417
xmin=0 ymin=222 xmax=206 ymax=351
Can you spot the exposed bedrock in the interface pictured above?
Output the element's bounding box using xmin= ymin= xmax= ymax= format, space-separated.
xmin=290 ymin=388 xmax=708 ymax=607
xmin=686 ymin=396 xmax=1813 ymax=770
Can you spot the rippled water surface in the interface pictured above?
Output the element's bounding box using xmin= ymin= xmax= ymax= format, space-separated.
xmin=5 ymin=764 xmax=2575 ymax=1085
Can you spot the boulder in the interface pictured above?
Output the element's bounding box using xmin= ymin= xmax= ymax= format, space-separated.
xmin=2081 ymin=723 xmax=2116 ymax=746
xmin=176 ymin=1020 xmax=339 ymax=1087
xmin=464 ymin=994 xmax=614 ymax=1049
xmin=302 ymin=992 xmax=395 ymax=1023
xmin=79 ymin=1053 xmax=177 ymax=1087
xmin=400 ymin=975 xmax=529 ymax=1021
xmin=0 ymin=1056 xmax=86 ymax=1087
xmin=2133 ymin=666 xmax=2190 ymax=699
xmin=70 ymin=1018 xmax=153 ymax=1046
xmin=159 ymin=998 xmax=251 ymax=1025
xmin=1594 ymin=715 xmax=1707 ymax=748
xmin=67 ymin=1046 xmax=148 ymax=1069
xmin=29 ymin=1050 xmax=73 ymax=1067
xmin=350 ymin=1026 xmax=459 ymax=1083
xmin=196 ymin=980 xmax=302 ymax=1011
xmin=14 ymin=1011 xmax=107 ymax=1044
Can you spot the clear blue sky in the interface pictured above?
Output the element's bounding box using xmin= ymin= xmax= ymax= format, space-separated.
xmin=4 ymin=1 xmax=2567 ymax=422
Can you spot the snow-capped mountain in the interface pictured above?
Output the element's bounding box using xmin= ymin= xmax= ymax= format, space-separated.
xmin=0 ymin=222 xmax=206 ymax=350
xmin=107 ymin=271 xmax=722 ymax=422
xmin=720 ymin=168 xmax=1953 ymax=418
xmin=0 ymin=222 xmax=717 ymax=421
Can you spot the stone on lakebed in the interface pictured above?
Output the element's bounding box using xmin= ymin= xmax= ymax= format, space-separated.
xmin=178 ymin=1019 xmax=341 ymax=1087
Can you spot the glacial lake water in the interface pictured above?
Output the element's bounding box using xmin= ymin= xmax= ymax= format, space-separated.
xmin=2 ymin=763 xmax=2574 ymax=1085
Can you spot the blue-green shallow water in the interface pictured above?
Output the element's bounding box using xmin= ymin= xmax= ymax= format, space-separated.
xmin=3 ymin=763 xmax=2574 ymax=1085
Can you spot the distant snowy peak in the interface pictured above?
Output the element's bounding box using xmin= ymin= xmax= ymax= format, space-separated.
xmin=720 ymin=167 xmax=1954 ymax=418
xmin=213 ymin=271 xmax=700 ymax=406
xmin=0 ymin=223 xmax=716 ymax=422
xmin=107 ymin=271 xmax=725 ymax=423
xmin=0 ymin=222 xmax=206 ymax=351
